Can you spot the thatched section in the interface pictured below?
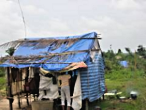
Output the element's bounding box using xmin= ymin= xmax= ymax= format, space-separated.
xmin=0 ymin=48 xmax=100 ymax=64
xmin=0 ymin=36 xmax=101 ymax=50
xmin=21 ymin=38 xmax=79 ymax=49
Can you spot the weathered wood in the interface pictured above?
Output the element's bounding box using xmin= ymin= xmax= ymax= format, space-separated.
xmin=86 ymin=99 xmax=89 ymax=110
xmin=17 ymin=94 xmax=21 ymax=109
xmin=6 ymin=67 xmax=13 ymax=110
xmin=26 ymin=92 xmax=29 ymax=106
xmin=0 ymin=49 xmax=100 ymax=62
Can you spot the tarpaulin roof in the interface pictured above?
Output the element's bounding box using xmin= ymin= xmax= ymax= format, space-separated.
xmin=0 ymin=32 xmax=100 ymax=71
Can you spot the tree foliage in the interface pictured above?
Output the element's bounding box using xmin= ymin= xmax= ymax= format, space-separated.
xmin=104 ymin=45 xmax=146 ymax=76
xmin=117 ymin=49 xmax=122 ymax=54
xmin=6 ymin=47 xmax=15 ymax=56
xmin=137 ymin=45 xmax=146 ymax=59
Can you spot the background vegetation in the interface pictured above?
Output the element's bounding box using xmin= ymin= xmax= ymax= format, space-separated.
xmin=0 ymin=68 xmax=6 ymax=98
xmin=97 ymin=45 xmax=146 ymax=110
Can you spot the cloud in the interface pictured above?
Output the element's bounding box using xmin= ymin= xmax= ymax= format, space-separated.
xmin=0 ymin=0 xmax=24 ymax=43
xmin=111 ymin=0 xmax=141 ymax=10
xmin=23 ymin=5 xmax=47 ymax=15
xmin=0 ymin=1 xmax=49 ymax=44
xmin=75 ymin=14 xmax=146 ymax=52
xmin=26 ymin=18 xmax=70 ymax=37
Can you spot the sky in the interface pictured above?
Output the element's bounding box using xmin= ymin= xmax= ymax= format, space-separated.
xmin=0 ymin=0 xmax=146 ymax=54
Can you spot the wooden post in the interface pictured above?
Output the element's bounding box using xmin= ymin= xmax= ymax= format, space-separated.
xmin=26 ymin=92 xmax=29 ymax=105
xmin=134 ymin=51 xmax=137 ymax=71
xmin=86 ymin=99 xmax=89 ymax=110
xmin=6 ymin=67 xmax=13 ymax=110
xmin=26 ymin=68 xmax=29 ymax=106
xmin=18 ymin=94 xmax=21 ymax=109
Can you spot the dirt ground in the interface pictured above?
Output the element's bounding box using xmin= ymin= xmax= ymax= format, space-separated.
xmin=0 ymin=97 xmax=32 ymax=110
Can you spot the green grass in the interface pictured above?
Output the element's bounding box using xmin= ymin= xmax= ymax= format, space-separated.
xmin=0 ymin=76 xmax=6 ymax=97
xmin=0 ymin=68 xmax=5 ymax=77
xmin=0 ymin=77 xmax=6 ymax=88
xmin=96 ymin=71 xmax=146 ymax=110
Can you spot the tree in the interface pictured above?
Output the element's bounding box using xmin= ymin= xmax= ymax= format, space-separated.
xmin=137 ymin=45 xmax=146 ymax=58
xmin=117 ymin=49 xmax=122 ymax=54
xmin=125 ymin=47 xmax=133 ymax=56
xmin=6 ymin=47 xmax=15 ymax=56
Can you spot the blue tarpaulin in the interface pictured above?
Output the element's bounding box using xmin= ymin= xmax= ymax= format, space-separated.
xmin=119 ymin=61 xmax=128 ymax=67
xmin=80 ymin=53 xmax=105 ymax=102
xmin=0 ymin=32 xmax=96 ymax=71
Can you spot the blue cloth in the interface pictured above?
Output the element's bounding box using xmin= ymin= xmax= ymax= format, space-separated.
xmin=80 ymin=53 xmax=105 ymax=102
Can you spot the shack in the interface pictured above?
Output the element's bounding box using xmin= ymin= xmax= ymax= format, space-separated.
xmin=0 ymin=32 xmax=105 ymax=110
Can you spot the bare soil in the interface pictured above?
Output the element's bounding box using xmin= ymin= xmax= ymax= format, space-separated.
xmin=0 ymin=97 xmax=31 ymax=110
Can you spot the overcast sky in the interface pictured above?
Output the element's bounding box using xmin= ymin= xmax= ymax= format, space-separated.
xmin=0 ymin=0 xmax=146 ymax=53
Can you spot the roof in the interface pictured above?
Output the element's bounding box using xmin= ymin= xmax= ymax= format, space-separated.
xmin=0 ymin=32 xmax=101 ymax=71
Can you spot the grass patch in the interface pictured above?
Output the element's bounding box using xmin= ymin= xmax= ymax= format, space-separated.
xmin=0 ymin=76 xmax=6 ymax=97
xmin=96 ymin=72 xmax=146 ymax=110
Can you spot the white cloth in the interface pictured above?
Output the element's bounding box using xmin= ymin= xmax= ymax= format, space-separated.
xmin=22 ymin=68 xmax=27 ymax=80
xmin=29 ymin=67 xmax=34 ymax=78
xmin=72 ymin=73 xmax=82 ymax=110
xmin=39 ymin=74 xmax=52 ymax=90
xmin=38 ymin=74 xmax=59 ymax=100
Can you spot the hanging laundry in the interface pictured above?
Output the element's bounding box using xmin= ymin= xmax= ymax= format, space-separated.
xmin=38 ymin=74 xmax=59 ymax=100
xmin=10 ymin=68 xmax=19 ymax=82
xmin=29 ymin=67 xmax=34 ymax=78
xmin=72 ymin=72 xmax=82 ymax=110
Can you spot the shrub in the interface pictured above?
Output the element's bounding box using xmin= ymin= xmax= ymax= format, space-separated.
xmin=0 ymin=68 xmax=5 ymax=77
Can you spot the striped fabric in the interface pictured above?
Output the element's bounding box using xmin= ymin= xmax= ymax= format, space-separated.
xmin=80 ymin=53 xmax=105 ymax=102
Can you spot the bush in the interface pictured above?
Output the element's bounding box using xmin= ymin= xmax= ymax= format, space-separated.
xmin=0 ymin=77 xmax=6 ymax=90
xmin=0 ymin=68 xmax=5 ymax=77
